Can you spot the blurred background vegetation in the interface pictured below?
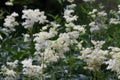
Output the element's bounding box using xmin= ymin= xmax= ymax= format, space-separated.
xmin=0 ymin=0 xmax=119 ymax=26
xmin=0 ymin=0 xmax=119 ymax=18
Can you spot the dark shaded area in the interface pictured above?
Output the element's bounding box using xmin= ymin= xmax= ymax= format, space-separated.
xmin=0 ymin=0 xmax=118 ymax=15
xmin=96 ymin=0 xmax=118 ymax=12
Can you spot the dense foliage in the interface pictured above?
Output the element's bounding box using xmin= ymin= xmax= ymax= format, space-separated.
xmin=1 ymin=0 xmax=120 ymax=80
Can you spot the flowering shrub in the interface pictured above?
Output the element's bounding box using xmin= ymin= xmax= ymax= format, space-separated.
xmin=1 ymin=0 xmax=120 ymax=80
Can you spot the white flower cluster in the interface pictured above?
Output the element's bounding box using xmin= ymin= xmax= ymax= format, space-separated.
xmin=0 ymin=60 xmax=18 ymax=79
xmin=109 ymin=5 xmax=120 ymax=25
xmin=33 ymin=5 xmax=85 ymax=66
xmin=88 ymin=9 xmax=97 ymax=18
xmin=109 ymin=18 xmax=120 ymax=24
xmin=21 ymin=58 xmax=45 ymax=77
xmin=79 ymin=40 xmax=108 ymax=71
xmin=33 ymin=22 xmax=60 ymax=63
xmin=64 ymin=4 xmax=78 ymax=23
xmin=64 ymin=4 xmax=85 ymax=33
xmin=89 ymin=21 xmax=100 ymax=32
xmin=5 ymin=0 xmax=14 ymax=6
xmin=22 ymin=9 xmax=48 ymax=29
xmin=105 ymin=47 xmax=120 ymax=79
xmin=50 ymin=31 xmax=80 ymax=58
xmin=7 ymin=60 xmax=18 ymax=68
xmin=34 ymin=30 xmax=80 ymax=65
xmin=88 ymin=9 xmax=107 ymax=32
xmin=1 ymin=66 xmax=16 ymax=77
xmin=2 ymin=12 xmax=19 ymax=33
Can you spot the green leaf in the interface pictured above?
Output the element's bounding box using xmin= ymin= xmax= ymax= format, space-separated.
xmin=57 ymin=0 xmax=62 ymax=5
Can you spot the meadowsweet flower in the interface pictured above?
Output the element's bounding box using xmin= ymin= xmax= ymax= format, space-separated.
xmin=42 ymin=49 xmax=59 ymax=63
xmin=22 ymin=34 xmax=30 ymax=42
xmin=88 ymin=9 xmax=97 ymax=18
xmin=64 ymin=9 xmax=78 ymax=23
xmin=109 ymin=18 xmax=120 ymax=24
xmin=1 ymin=65 xmax=16 ymax=79
xmin=97 ymin=11 xmax=107 ymax=17
xmin=42 ymin=25 xmax=49 ymax=30
xmin=79 ymin=40 xmax=108 ymax=71
xmin=105 ymin=47 xmax=120 ymax=79
xmin=64 ymin=4 xmax=78 ymax=23
xmin=33 ymin=31 xmax=55 ymax=44
xmin=5 ymin=0 xmax=14 ymax=6
xmin=64 ymin=4 xmax=85 ymax=34
xmin=22 ymin=59 xmax=46 ymax=77
xmin=88 ymin=9 xmax=97 ymax=15
xmin=2 ymin=12 xmax=19 ymax=33
xmin=7 ymin=60 xmax=18 ymax=68
xmin=66 ymin=4 xmax=76 ymax=9
xmin=22 ymin=9 xmax=48 ymax=29
xmin=118 ymin=5 xmax=120 ymax=14
xmin=88 ymin=9 xmax=107 ymax=32
xmin=21 ymin=58 xmax=32 ymax=67
xmin=89 ymin=21 xmax=100 ymax=32
xmin=5 ymin=69 xmax=16 ymax=77
xmin=22 ymin=65 xmax=44 ymax=77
